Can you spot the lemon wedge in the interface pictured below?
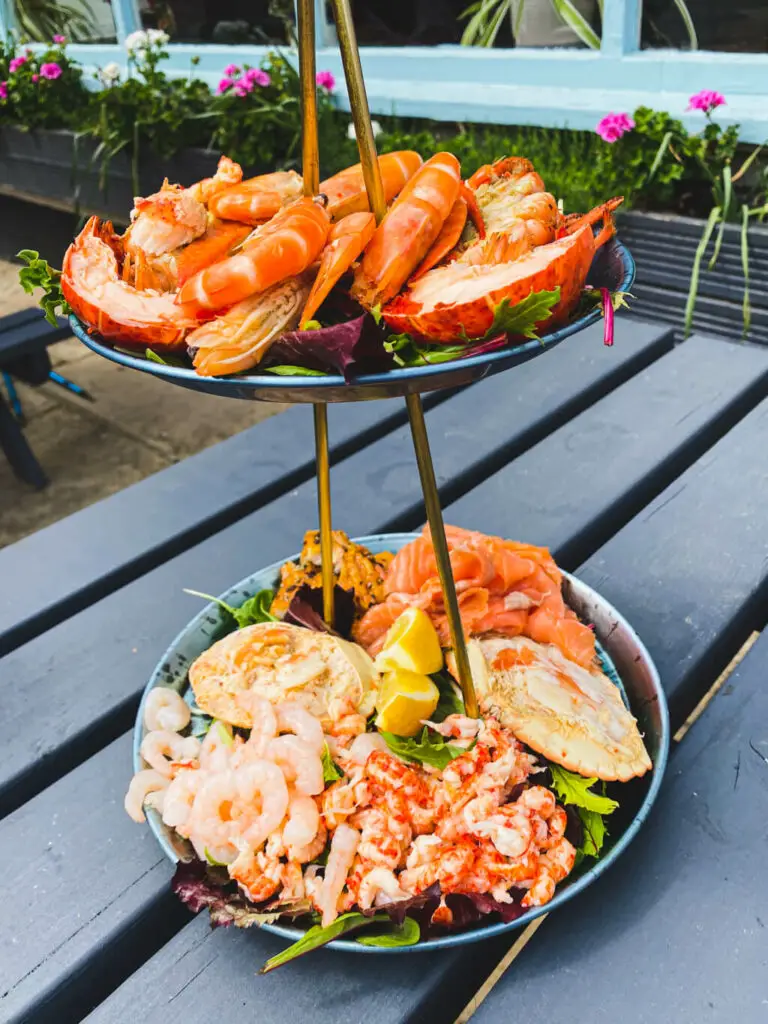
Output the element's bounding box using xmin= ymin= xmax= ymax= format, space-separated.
xmin=374 ymin=607 xmax=444 ymax=675
xmin=375 ymin=669 xmax=440 ymax=736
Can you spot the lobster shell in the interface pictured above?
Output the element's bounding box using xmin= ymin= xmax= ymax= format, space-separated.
xmin=381 ymin=221 xmax=597 ymax=343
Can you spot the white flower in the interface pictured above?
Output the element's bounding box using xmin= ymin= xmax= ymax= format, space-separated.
xmin=346 ymin=119 xmax=382 ymax=140
xmin=124 ymin=29 xmax=148 ymax=53
xmin=99 ymin=61 xmax=121 ymax=83
xmin=146 ymin=29 xmax=169 ymax=46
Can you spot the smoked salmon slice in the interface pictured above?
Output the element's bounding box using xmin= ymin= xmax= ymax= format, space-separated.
xmin=353 ymin=525 xmax=596 ymax=669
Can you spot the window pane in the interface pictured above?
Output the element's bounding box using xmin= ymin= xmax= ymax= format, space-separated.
xmin=341 ymin=0 xmax=596 ymax=47
xmin=13 ymin=0 xmax=117 ymax=43
xmin=138 ymin=1 xmax=296 ymax=45
xmin=642 ymin=0 xmax=768 ymax=52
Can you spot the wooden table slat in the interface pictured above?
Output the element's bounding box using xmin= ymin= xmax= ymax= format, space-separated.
xmin=446 ymin=333 xmax=768 ymax=570
xmin=467 ymin=628 xmax=768 ymax=1024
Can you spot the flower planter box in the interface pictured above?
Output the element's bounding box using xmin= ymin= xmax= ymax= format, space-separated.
xmin=618 ymin=210 xmax=768 ymax=345
xmin=0 ymin=126 xmax=223 ymax=224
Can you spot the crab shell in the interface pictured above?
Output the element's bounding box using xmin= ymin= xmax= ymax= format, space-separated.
xmin=381 ymin=220 xmax=596 ymax=343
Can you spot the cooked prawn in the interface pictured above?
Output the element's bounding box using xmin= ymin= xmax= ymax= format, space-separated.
xmin=282 ymin=791 xmax=321 ymax=858
xmin=268 ymin=735 xmax=324 ymax=796
xmin=229 ymin=846 xmax=283 ymax=903
xmin=316 ymin=823 xmax=360 ymax=926
xmin=320 ymin=151 xmax=423 ymax=220
xmin=208 ymin=170 xmax=303 ymax=225
xmin=178 ymin=198 xmax=330 ymax=314
xmin=162 ymin=767 xmax=205 ymax=831
xmin=187 ymin=274 xmax=312 ymax=377
xmin=351 ymin=152 xmax=463 ymax=309
xmin=140 ymin=729 xmax=200 ymax=778
xmin=124 ymin=769 xmax=168 ymax=823
xmin=299 ymin=212 xmax=376 ymax=328
xmin=144 ymin=688 xmax=191 ymax=733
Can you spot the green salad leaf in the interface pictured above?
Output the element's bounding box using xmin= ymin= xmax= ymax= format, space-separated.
xmin=380 ymin=725 xmax=465 ymax=770
xmin=464 ymin=288 xmax=561 ymax=343
xmin=183 ymin=587 xmax=278 ymax=628
xmin=356 ymin=916 xmax=420 ymax=947
xmin=549 ymin=765 xmax=619 ymax=858
xmin=431 ymin=671 xmax=465 ymax=722
xmin=145 ymin=348 xmax=188 ymax=368
xmin=262 ymin=364 xmax=326 ymax=377
xmin=260 ymin=912 xmax=391 ymax=972
xmin=321 ymin=743 xmax=343 ymax=784
xmin=385 ymin=333 xmax=473 ymax=368
xmin=17 ymin=250 xmax=71 ymax=327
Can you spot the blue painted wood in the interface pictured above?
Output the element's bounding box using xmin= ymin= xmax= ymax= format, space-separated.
xmin=600 ymin=0 xmax=641 ymax=55
xmin=110 ymin=0 xmax=141 ymax=41
xmin=17 ymin=39 xmax=768 ymax=142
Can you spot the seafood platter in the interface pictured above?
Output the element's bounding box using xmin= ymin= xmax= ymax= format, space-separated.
xmin=30 ymin=0 xmax=666 ymax=973
xmin=61 ymin=148 xmax=634 ymax=402
xmin=126 ymin=527 xmax=668 ymax=970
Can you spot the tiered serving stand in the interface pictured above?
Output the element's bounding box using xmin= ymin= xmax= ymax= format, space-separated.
xmin=71 ymin=0 xmax=668 ymax=953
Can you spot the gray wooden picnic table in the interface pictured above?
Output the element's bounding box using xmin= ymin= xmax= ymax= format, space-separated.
xmin=1 ymin=316 xmax=767 ymax=1024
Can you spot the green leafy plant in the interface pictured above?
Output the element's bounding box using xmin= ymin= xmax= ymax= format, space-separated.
xmin=459 ymin=0 xmax=697 ymax=50
xmin=549 ymin=765 xmax=618 ymax=859
xmin=16 ymin=249 xmax=69 ymax=325
xmin=0 ymin=35 xmax=92 ymax=131
xmin=380 ymin=725 xmax=467 ymax=770
xmin=13 ymin=0 xmax=97 ymax=43
xmin=183 ymin=587 xmax=278 ymax=628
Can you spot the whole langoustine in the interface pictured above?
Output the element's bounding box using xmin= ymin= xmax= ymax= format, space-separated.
xmin=320 ymin=151 xmax=423 ymax=220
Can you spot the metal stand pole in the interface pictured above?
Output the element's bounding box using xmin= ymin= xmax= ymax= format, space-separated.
xmin=298 ymin=0 xmax=334 ymax=626
xmin=405 ymin=393 xmax=478 ymax=716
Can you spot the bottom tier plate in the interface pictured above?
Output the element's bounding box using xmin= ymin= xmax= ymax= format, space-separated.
xmin=135 ymin=532 xmax=669 ymax=953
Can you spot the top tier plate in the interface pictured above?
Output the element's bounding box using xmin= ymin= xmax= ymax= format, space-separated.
xmin=71 ymin=237 xmax=634 ymax=404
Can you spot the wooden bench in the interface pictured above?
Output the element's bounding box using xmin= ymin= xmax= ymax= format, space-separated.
xmin=0 ymin=308 xmax=71 ymax=488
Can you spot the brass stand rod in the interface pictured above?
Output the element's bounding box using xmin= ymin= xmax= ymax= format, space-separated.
xmin=405 ymin=393 xmax=478 ymax=717
xmin=313 ymin=404 xmax=335 ymax=627
xmin=297 ymin=0 xmax=320 ymax=196
xmin=329 ymin=0 xmax=386 ymax=223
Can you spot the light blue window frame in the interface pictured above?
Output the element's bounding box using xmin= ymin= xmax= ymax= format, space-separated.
xmin=1 ymin=0 xmax=766 ymax=142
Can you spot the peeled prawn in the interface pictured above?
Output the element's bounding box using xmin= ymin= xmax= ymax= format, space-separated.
xmin=140 ymin=729 xmax=200 ymax=777
xmin=282 ymin=792 xmax=321 ymax=859
xmin=275 ymin=701 xmax=325 ymax=754
xmin=268 ymin=735 xmax=324 ymax=795
xmin=125 ymin=769 xmax=168 ymax=823
xmin=317 ymin=823 xmax=360 ymax=926
xmin=178 ymin=197 xmax=330 ymax=314
xmin=143 ymin=688 xmax=191 ymax=733
xmin=162 ymin=768 xmax=205 ymax=831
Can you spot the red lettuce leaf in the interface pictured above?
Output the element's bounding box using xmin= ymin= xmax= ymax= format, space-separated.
xmin=266 ymin=314 xmax=390 ymax=380
xmin=283 ymin=584 xmax=356 ymax=638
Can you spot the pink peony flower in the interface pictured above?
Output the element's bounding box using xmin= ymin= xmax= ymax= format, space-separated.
xmin=53 ymin=34 xmax=66 ymax=44
xmin=40 ymin=62 xmax=62 ymax=80
xmin=8 ymin=56 xmax=27 ymax=73
xmin=687 ymin=89 xmax=726 ymax=113
xmin=596 ymin=112 xmax=635 ymax=143
xmin=243 ymin=67 xmax=270 ymax=87
xmin=224 ymin=63 xmax=240 ymax=77
xmin=0 ymin=81 xmax=7 ymax=101
xmin=216 ymin=77 xmax=233 ymax=94
xmin=31 ymin=73 xmax=39 ymax=82
xmin=233 ymin=80 xmax=253 ymax=97
xmin=316 ymin=70 xmax=335 ymax=91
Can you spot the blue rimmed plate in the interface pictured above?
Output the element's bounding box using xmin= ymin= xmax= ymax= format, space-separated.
xmin=134 ymin=531 xmax=668 ymax=953
xmin=73 ymin=238 xmax=634 ymax=404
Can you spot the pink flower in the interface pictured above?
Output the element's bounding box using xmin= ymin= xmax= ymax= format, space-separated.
xmin=216 ymin=77 xmax=233 ymax=94
xmin=687 ymin=89 xmax=726 ymax=114
xmin=40 ymin=62 xmax=62 ymax=80
xmin=0 ymin=81 xmax=7 ymax=101
xmin=53 ymin=34 xmax=66 ymax=44
xmin=8 ymin=56 xmax=27 ymax=73
xmin=233 ymin=80 xmax=253 ymax=97
xmin=316 ymin=70 xmax=335 ymax=91
xmin=596 ymin=112 xmax=635 ymax=143
xmin=31 ymin=73 xmax=39 ymax=82
xmin=243 ymin=67 xmax=270 ymax=87
xmin=224 ymin=63 xmax=240 ymax=77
